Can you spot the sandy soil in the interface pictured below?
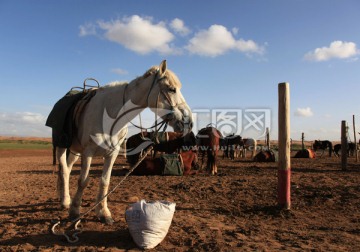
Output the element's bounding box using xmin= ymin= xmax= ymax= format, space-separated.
xmin=0 ymin=147 xmax=360 ymax=251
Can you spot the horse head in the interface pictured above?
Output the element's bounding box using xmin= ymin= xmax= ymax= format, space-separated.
xmin=313 ymin=140 xmax=319 ymax=150
xmin=144 ymin=60 xmax=193 ymax=134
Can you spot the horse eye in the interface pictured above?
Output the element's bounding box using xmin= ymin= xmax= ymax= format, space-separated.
xmin=169 ymin=88 xmax=176 ymax=93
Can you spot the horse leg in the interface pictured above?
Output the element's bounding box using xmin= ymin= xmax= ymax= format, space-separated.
xmin=67 ymin=151 xmax=79 ymax=168
xmin=211 ymin=159 xmax=217 ymax=175
xmin=230 ymin=145 xmax=234 ymax=160
xmin=67 ymin=151 xmax=80 ymax=171
xmin=214 ymin=164 xmax=218 ymax=175
xmin=213 ymin=151 xmax=217 ymax=175
xmin=208 ymin=150 xmax=217 ymax=175
xmin=206 ymin=149 xmax=211 ymax=174
xmin=57 ymin=147 xmax=72 ymax=209
xmin=55 ymin=151 xmax=79 ymax=209
xmin=213 ymin=151 xmax=218 ymax=175
xmin=200 ymin=151 xmax=205 ymax=170
xmin=69 ymin=153 xmax=92 ymax=219
xmin=95 ymin=153 xmax=118 ymax=225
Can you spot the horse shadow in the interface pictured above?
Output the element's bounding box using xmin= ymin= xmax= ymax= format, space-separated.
xmin=243 ymin=204 xmax=294 ymax=218
xmin=0 ymin=200 xmax=59 ymax=217
xmin=0 ymin=201 xmax=70 ymax=229
xmin=0 ymin=199 xmax=138 ymax=249
xmin=0 ymin=229 xmax=137 ymax=249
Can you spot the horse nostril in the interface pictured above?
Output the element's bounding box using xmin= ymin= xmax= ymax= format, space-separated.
xmin=182 ymin=114 xmax=193 ymax=129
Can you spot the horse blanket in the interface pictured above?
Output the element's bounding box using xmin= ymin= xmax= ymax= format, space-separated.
xmin=46 ymin=89 xmax=96 ymax=148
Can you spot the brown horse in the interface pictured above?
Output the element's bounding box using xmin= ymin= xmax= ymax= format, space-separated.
xmin=132 ymin=150 xmax=199 ymax=176
xmin=196 ymin=126 xmax=222 ymax=175
xmin=126 ymin=131 xmax=196 ymax=164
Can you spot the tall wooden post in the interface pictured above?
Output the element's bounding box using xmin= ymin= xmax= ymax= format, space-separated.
xmin=301 ymin=132 xmax=305 ymax=150
xmin=353 ymin=115 xmax=358 ymax=162
xmin=341 ymin=120 xmax=347 ymax=170
xmin=266 ymin=127 xmax=270 ymax=150
xmin=278 ymin=82 xmax=291 ymax=210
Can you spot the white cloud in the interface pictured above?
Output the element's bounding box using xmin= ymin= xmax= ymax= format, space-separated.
xmin=111 ymin=68 xmax=128 ymax=75
xmin=294 ymin=107 xmax=314 ymax=117
xmin=170 ymin=18 xmax=190 ymax=36
xmin=185 ymin=24 xmax=264 ymax=57
xmin=79 ymin=16 xmax=265 ymax=58
xmin=0 ymin=112 xmax=51 ymax=137
xmin=231 ymin=27 xmax=239 ymax=35
xmin=304 ymin=41 xmax=359 ymax=61
xmin=97 ymin=15 xmax=179 ymax=55
xmin=235 ymin=39 xmax=263 ymax=53
xmin=79 ymin=23 xmax=97 ymax=37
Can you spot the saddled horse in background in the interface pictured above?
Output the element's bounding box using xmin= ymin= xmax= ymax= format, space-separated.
xmin=333 ymin=142 xmax=357 ymax=157
xmin=221 ymin=134 xmax=242 ymax=160
xmin=126 ymin=131 xmax=196 ymax=164
xmin=48 ymin=60 xmax=193 ymax=224
xmin=196 ymin=125 xmax=223 ymax=175
xmin=313 ymin=140 xmax=333 ymax=157
xmin=239 ymin=138 xmax=257 ymax=158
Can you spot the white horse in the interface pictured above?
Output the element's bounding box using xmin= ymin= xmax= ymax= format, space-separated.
xmin=55 ymin=60 xmax=193 ymax=224
xmin=240 ymin=138 xmax=257 ymax=158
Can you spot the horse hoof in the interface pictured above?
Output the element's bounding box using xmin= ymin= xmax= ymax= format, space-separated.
xmin=69 ymin=210 xmax=80 ymax=220
xmin=100 ymin=216 xmax=114 ymax=225
xmin=61 ymin=204 xmax=71 ymax=210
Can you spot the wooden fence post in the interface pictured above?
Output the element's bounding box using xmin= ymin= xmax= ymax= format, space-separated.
xmin=353 ymin=115 xmax=358 ymax=162
xmin=301 ymin=132 xmax=305 ymax=150
xmin=278 ymin=82 xmax=291 ymax=210
xmin=341 ymin=120 xmax=347 ymax=170
xmin=266 ymin=127 xmax=270 ymax=150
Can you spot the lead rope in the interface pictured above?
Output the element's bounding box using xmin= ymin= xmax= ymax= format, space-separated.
xmin=51 ymin=146 xmax=154 ymax=243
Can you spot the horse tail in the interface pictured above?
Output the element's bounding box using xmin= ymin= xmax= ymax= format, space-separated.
xmin=328 ymin=141 xmax=333 ymax=157
xmin=52 ymin=145 xmax=57 ymax=166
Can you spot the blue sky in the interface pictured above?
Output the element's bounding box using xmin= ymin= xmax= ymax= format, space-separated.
xmin=1 ymin=0 xmax=360 ymax=141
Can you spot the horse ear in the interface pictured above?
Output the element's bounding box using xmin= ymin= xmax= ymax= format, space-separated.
xmin=159 ymin=60 xmax=167 ymax=75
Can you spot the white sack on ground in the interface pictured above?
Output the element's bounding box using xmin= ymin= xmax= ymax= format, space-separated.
xmin=125 ymin=199 xmax=176 ymax=249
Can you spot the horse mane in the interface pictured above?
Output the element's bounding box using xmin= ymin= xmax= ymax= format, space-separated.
xmin=142 ymin=66 xmax=182 ymax=89
xmin=101 ymin=81 xmax=128 ymax=89
xmin=101 ymin=65 xmax=182 ymax=91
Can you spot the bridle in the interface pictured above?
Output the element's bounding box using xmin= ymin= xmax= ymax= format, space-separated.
xmin=118 ymin=70 xmax=187 ymax=140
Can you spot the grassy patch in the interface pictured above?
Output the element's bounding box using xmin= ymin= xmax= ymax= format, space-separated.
xmin=0 ymin=140 xmax=52 ymax=150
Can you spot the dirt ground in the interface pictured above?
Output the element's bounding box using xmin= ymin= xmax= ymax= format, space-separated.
xmin=1 ymin=147 xmax=360 ymax=251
